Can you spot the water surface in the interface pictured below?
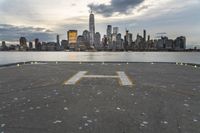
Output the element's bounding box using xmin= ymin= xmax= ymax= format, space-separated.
xmin=0 ymin=52 xmax=200 ymax=65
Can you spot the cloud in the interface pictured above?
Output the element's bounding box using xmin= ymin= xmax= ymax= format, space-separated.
xmin=0 ymin=24 xmax=55 ymax=43
xmin=137 ymin=5 xmax=149 ymax=12
xmin=0 ymin=0 xmax=199 ymax=46
xmin=0 ymin=0 xmax=39 ymax=20
xmin=88 ymin=0 xmax=144 ymax=17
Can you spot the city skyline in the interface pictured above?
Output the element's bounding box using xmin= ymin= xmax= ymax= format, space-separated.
xmin=0 ymin=0 xmax=199 ymax=48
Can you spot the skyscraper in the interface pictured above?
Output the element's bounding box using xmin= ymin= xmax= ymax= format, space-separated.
xmin=107 ymin=25 xmax=112 ymax=38
xmin=94 ymin=32 xmax=101 ymax=49
xmin=148 ymin=35 xmax=150 ymax=42
xmin=29 ymin=42 xmax=33 ymax=49
xmin=35 ymin=38 xmax=41 ymax=51
xmin=174 ymin=36 xmax=186 ymax=50
xmin=124 ymin=30 xmax=132 ymax=50
xmin=113 ymin=27 xmax=119 ymax=34
xmin=116 ymin=33 xmax=123 ymax=50
xmin=112 ymin=27 xmax=119 ymax=42
xmin=2 ymin=41 xmax=6 ymax=47
xmin=57 ymin=35 xmax=60 ymax=45
xmin=143 ymin=29 xmax=146 ymax=42
xmin=19 ymin=37 xmax=27 ymax=48
xmin=83 ymin=30 xmax=90 ymax=44
xmin=107 ymin=25 xmax=112 ymax=49
xmin=89 ymin=11 xmax=95 ymax=47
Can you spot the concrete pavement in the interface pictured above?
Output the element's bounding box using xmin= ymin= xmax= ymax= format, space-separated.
xmin=0 ymin=62 xmax=199 ymax=133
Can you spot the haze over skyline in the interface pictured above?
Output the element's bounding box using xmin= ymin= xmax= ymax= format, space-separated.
xmin=0 ymin=0 xmax=199 ymax=48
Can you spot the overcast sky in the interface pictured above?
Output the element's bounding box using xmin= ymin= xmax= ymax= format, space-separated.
xmin=0 ymin=0 xmax=199 ymax=48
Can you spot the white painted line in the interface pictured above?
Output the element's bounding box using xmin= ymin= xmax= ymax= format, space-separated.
xmin=64 ymin=71 xmax=133 ymax=86
xmin=84 ymin=75 xmax=118 ymax=78
xmin=117 ymin=71 xmax=133 ymax=86
xmin=64 ymin=71 xmax=87 ymax=85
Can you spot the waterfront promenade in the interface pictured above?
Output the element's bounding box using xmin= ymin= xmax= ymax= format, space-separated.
xmin=0 ymin=63 xmax=199 ymax=133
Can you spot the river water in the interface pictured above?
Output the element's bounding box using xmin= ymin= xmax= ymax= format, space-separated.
xmin=0 ymin=52 xmax=200 ymax=65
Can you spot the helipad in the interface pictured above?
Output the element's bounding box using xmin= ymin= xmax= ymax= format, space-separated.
xmin=0 ymin=62 xmax=199 ymax=133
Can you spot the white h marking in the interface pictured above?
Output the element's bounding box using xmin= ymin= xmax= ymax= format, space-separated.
xmin=64 ymin=71 xmax=133 ymax=86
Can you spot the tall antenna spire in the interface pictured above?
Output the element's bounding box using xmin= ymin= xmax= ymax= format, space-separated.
xmin=90 ymin=6 xmax=93 ymax=14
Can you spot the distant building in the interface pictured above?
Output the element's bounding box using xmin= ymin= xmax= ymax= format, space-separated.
xmin=15 ymin=45 xmax=20 ymax=51
xmin=112 ymin=27 xmax=118 ymax=42
xmin=67 ymin=30 xmax=78 ymax=50
xmin=148 ymin=35 xmax=150 ymax=42
xmin=55 ymin=35 xmax=61 ymax=50
xmin=156 ymin=38 xmax=164 ymax=50
xmin=8 ymin=45 xmax=16 ymax=51
xmin=0 ymin=41 xmax=8 ymax=51
xmin=146 ymin=35 xmax=156 ymax=50
xmin=107 ymin=25 xmax=112 ymax=36
xmin=94 ymin=32 xmax=101 ymax=49
xmin=107 ymin=25 xmax=112 ymax=49
xmin=111 ymin=27 xmax=119 ymax=51
xmin=124 ymin=30 xmax=132 ymax=50
xmin=116 ymin=33 xmax=123 ymax=50
xmin=77 ymin=35 xmax=86 ymax=51
xmin=41 ymin=42 xmax=47 ymax=51
xmin=29 ymin=42 xmax=33 ymax=49
xmin=156 ymin=37 xmax=174 ymax=50
xmin=89 ymin=11 xmax=95 ymax=47
xmin=2 ymin=24 xmax=186 ymax=52
xmin=165 ymin=39 xmax=173 ymax=50
xmin=19 ymin=37 xmax=27 ymax=50
xmin=152 ymin=36 xmax=187 ymax=51
xmin=112 ymin=34 xmax=117 ymax=43
xmin=35 ymin=38 xmax=41 ymax=51
xmin=47 ymin=42 xmax=56 ymax=51
xmin=61 ymin=40 xmax=69 ymax=50
xmin=112 ymin=35 xmax=117 ymax=51
xmin=83 ymin=30 xmax=90 ymax=43
xmin=128 ymin=33 xmax=133 ymax=47
xmin=135 ymin=34 xmax=143 ymax=50
xmin=113 ymin=27 xmax=119 ymax=34
xmin=102 ymin=35 xmax=108 ymax=50
xmin=20 ymin=37 xmax=27 ymax=47
xmin=2 ymin=41 xmax=6 ymax=46
xmin=174 ymin=36 xmax=186 ymax=50
xmin=82 ymin=30 xmax=90 ymax=48
xmin=57 ymin=35 xmax=60 ymax=45
xmin=143 ymin=29 xmax=146 ymax=42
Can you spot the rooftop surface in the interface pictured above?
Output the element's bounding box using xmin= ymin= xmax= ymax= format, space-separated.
xmin=0 ymin=63 xmax=200 ymax=133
